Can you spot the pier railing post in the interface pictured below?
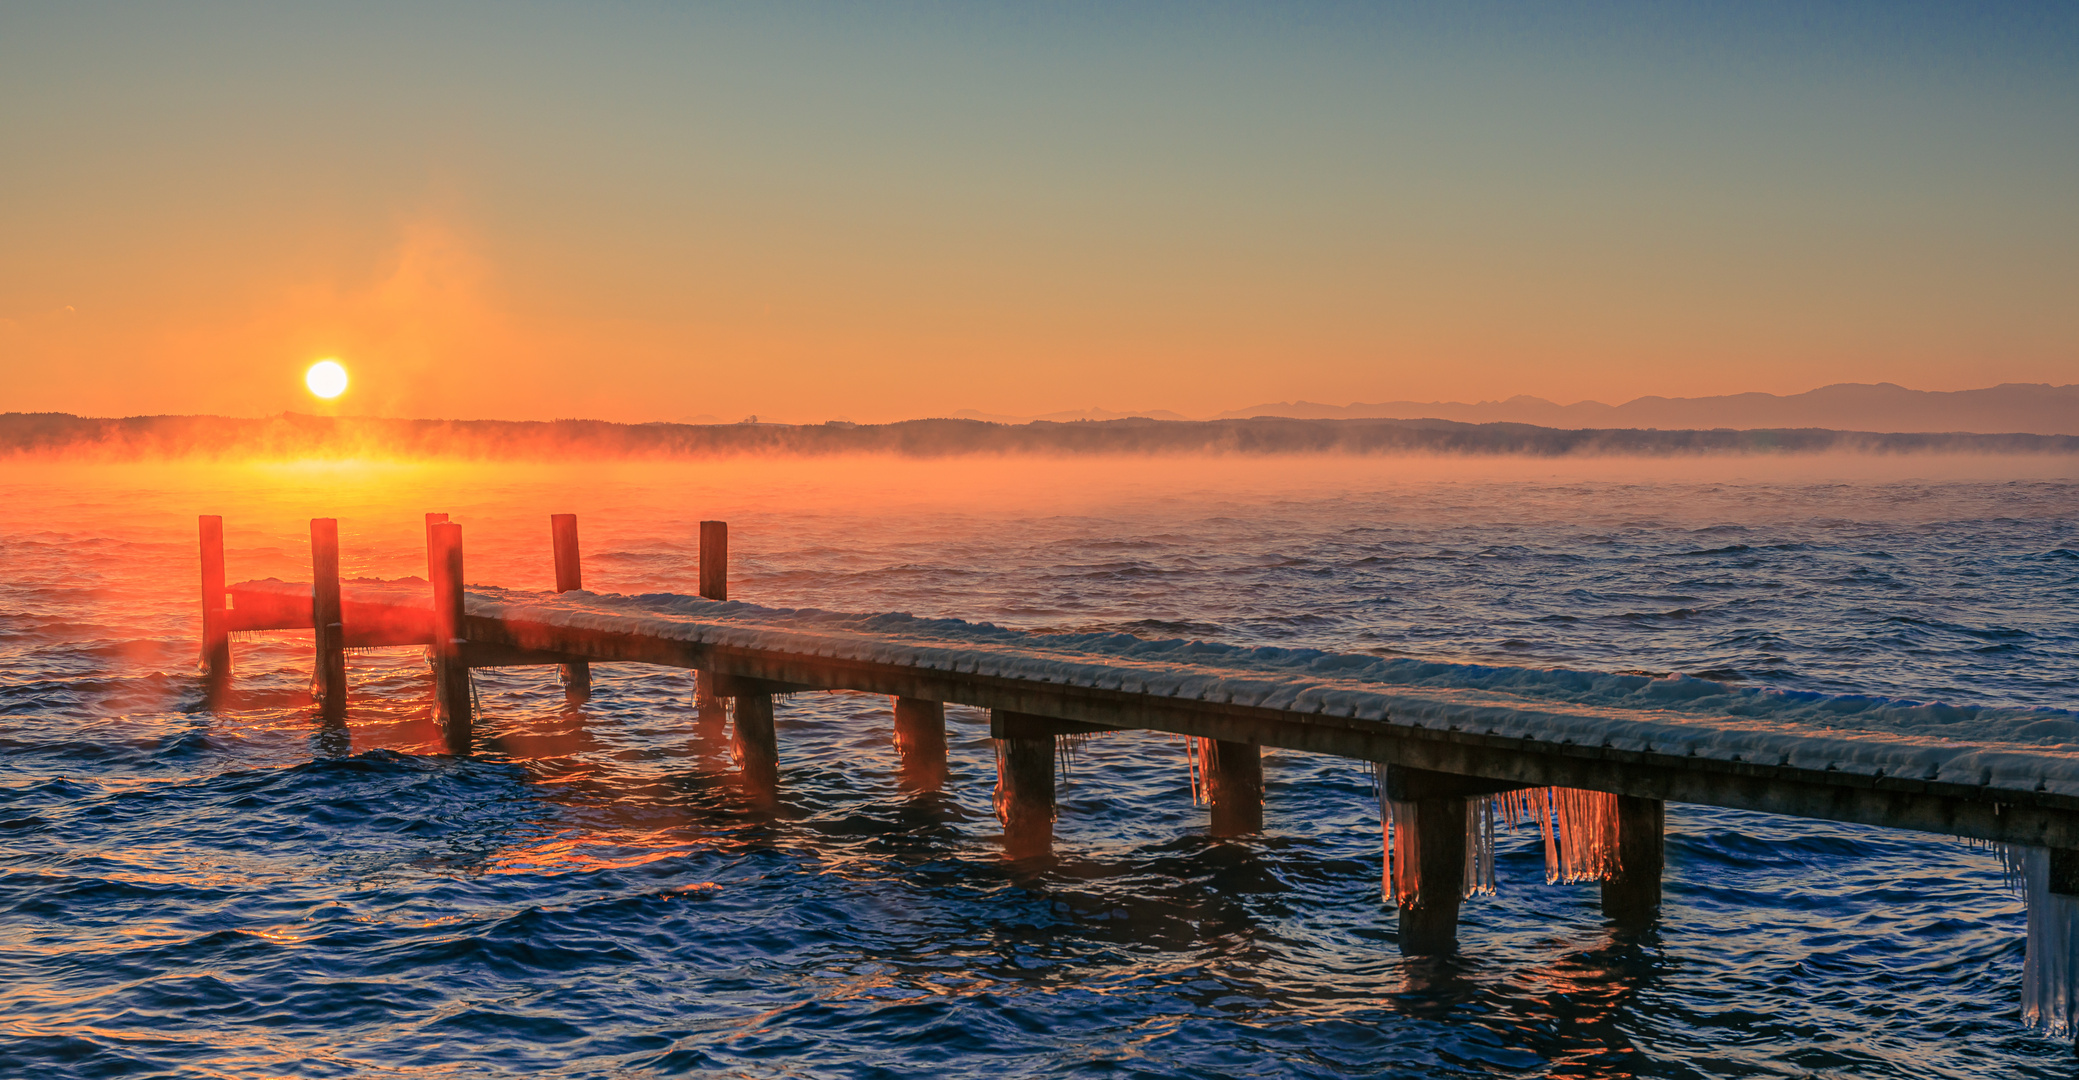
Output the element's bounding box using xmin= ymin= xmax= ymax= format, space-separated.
xmin=198 ymin=515 xmax=229 ymax=692
xmin=1601 ymin=796 xmax=1665 ymax=926
xmin=1205 ymin=739 xmax=1263 ymax=835
xmin=992 ymin=711 xmax=1056 ymax=858
xmin=549 ymin=513 xmax=590 ymax=703
xmin=695 ymin=520 xmax=728 ymax=709
xmin=311 ymin=518 xmax=346 ymax=721
xmin=892 ymin=697 xmax=947 ymax=792
xmin=699 ymin=520 xmax=728 ymax=602
xmin=427 ymin=521 xmax=471 ymax=752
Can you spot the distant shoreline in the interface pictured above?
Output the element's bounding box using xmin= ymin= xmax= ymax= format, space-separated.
xmin=5 ymin=412 xmax=2077 ymax=461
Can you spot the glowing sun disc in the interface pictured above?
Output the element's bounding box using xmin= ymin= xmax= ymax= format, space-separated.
xmin=306 ymin=360 xmax=349 ymax=399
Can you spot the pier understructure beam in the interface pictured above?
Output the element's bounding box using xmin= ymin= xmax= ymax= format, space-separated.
xmin=892 ymin=697 xmax=947 ymax=792
xmin=1602 ymin=795 xmax=1666 ymax=927
xmin=1204 ymin=739 xmax=1264 ymax=836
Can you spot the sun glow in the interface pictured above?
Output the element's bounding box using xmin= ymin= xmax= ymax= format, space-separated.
xmin=305 ymin=360 xmax=349 ymax=399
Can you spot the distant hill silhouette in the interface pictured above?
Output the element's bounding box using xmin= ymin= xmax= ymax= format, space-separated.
xmin=4 ymin=411 xmax=2075 ymax=460
xmin=1216 ymin=383 xmax=2079 ymax=435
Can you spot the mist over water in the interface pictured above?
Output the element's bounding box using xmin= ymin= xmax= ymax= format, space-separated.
xmin=3 ymin=454 xmax=2076 ymax=1077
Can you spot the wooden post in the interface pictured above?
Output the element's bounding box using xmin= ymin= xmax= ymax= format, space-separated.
xmin=423 ymin=512 xmax=448 ymax=581
xmin=197 ymin=515 xmax=229 ymax=688
xmin=732 ymin=688 xmax=778 ymax=798
xmin=310 ymin=518 xmax=346 ymax=721
xmin=549 ymin=513 xmax=590 ymax=702
xmin=893 ymin=697 xmax=947 ymax=792
xmin=695 ymin=519 xmax=727 ymax=708
xmin=1602 ymin=796 xmax=1666 ymax=926
xmin=993 ymin=711 xmax=1055 ymax=858
xmin=427 ymin=521 xmax=471 ymax=752
xmin=1398 ymin=795 xmax=1469 ymax=956
xmin=1205 ymin=739 xmax=1263 ymax=836
xmin=699 ymin=520 xmax=728 ymax=601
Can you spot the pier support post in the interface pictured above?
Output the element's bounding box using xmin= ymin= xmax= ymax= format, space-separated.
xmin=992 ymin=712 xmax=1056 ymax=858
xmin=428 ymin=521 xmax=471 ymax=753
xmin=198 ymin=515 xmax=230 ymax=692
xmin=892 ymin=697 xmax=947 ymax=791
xmin=731 ymin=688 xmax=779 ymax=798
xmin=549 ymin=514 xmax=591 ymax=703
xmin=1398 ymin=794 xmax=1469 ymax=956
xmin=1205 ymin=739 xmax=1263 ymax=836
xmin=1601 ymin=796 xmax=1666 ymax=926
xmin=695 ymin=520 xmax=728 ymax=711
xmin=310 ymin=518 xmax=346 ymax=721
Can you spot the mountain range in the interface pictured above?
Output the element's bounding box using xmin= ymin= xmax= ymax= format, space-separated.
xmin=1211 ymin=382 xmax=2079 ymax=435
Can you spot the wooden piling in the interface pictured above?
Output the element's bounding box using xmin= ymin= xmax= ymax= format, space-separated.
xmin=1398 ymin=795 xmax=1469 ymax=955
xmin=732 ymin=688 xmax=779 ymax=797
xmin=310 ymin=518 xmax=346 ymax=721
xmin=427 ymin=521 xmax=471 ymax=752
xmin=993 ymin=711 xmax=1056 ymax=858
xmin=1205 ymin=739 xmax=1264 ymax=835
xmin=699 ymin=521 xmax=728 ymax=602
xmin=197 ymin=515 xmax=229 ymax=687
xmin=695 ymin=519 xmax=728 ymax=708
xmin=1601 ymin=795 xmax=1666 ymax=926
xmin=892 ymin=697 xmax=947 ymax=792
xmin=549 ymin=513 xmax=591 ymax=702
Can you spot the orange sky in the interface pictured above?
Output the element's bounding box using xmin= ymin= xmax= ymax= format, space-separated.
xmin=3 ymin=4 xmax=2074 ymax=423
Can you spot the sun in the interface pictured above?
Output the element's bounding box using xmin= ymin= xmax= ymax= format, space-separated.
xmin=305 ymin=359 xmax=349 ymax=399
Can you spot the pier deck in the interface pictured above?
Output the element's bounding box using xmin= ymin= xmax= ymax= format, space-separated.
xmin=199 ymin=513 xmax=2079 ymax=959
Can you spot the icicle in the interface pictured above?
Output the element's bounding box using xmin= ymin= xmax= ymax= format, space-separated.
xmin=991 ymin=738 xmax=1010 ymax=825
xmin=1491 ymin=786 xmax=1621 ymax=883
xmin=1381 ymin=796 xmax=1421 ymax=906
xmin=2020 ymin=847 xmax=2079 ymax=1037
xmin=1462 ymin=796 xmax=1498 ymax=897
xmin=1178 ymin=735 xmax=1215 ymax=806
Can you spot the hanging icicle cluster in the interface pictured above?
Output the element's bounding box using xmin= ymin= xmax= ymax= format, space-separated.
xmin=1498 ymin=786 xmax=1622 ymax=883
xmin=1377 ymin=793 xmax=1501 ymax=903
xmin=2002 ymin=845 xmax=2079 ymax=1037
xmin=1372 ymin=768 xmax=1626 ymax=904
xmin=1055 ymin=729 xmax=1111 ymax=779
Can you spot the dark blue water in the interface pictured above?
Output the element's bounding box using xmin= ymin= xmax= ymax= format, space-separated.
xmin=2 ymin=455 xmax=2076 ymax=1077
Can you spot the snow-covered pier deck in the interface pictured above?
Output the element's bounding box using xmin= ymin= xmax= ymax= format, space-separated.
xmin=197 ymin=513 xmax=2079 ymax=958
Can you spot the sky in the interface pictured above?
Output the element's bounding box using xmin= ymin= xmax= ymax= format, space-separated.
xmin=2 ymin=2 xmax=2075 ymax=424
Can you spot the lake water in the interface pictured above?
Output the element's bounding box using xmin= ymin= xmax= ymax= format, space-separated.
xmin=2 ymin=453 xmax=2076 ymax=1078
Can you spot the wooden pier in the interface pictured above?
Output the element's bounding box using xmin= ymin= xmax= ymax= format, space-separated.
xmin=195 ymin=513 xmax=2079 ymax=957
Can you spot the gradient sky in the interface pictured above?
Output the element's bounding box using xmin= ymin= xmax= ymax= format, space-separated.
xmin=3 ymin=2 xmax=2075 ymax=423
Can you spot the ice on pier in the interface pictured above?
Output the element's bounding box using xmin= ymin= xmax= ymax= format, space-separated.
xmin=1378 ymin=784 xmax=1620 ymax=902
xmin=2020 ymin=848 xmax=2079 ymax=1037
xmin=231 ymin=576 xmax=2079 ymax=801
xmin=454 ymin=584 xmax=2079 ymax=802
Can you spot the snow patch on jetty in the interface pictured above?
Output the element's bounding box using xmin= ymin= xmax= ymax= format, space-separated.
xmin=449 ymin=584 xmax=2079 ymax=800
